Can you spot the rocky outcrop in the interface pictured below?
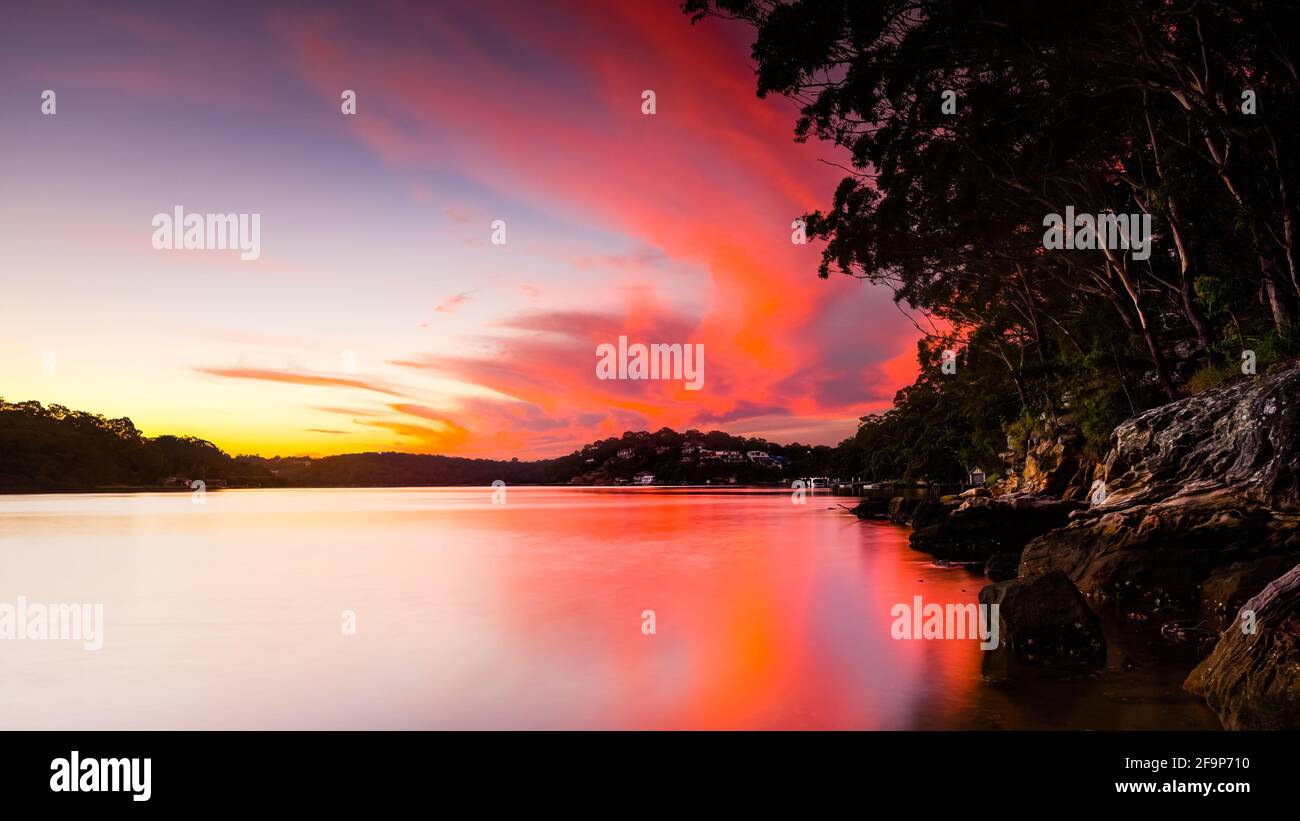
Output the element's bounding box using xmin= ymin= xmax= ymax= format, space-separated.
xmin=909 ymin=494 xmax=1085 ymax=563
xmin=1020 ymin=360 xmax=1300 ymax=613
xmin=994 ymin=417 xmax=1097 ymax=500
xmin=978 ymin=571 xmax=1106 ymax=675
xmin=1185 ymin=563 xmax=1300 ymax=730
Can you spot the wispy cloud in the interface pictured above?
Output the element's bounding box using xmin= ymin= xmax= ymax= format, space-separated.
xmin=194 ymin=367 xmax=410 ymax=398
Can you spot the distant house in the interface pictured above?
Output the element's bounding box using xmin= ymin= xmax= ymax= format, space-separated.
xmin=746 ymin=450 xmax=772 ymax=463
xmin=617 ymin=448 xmax=635 ymax=459
xmin=634 ymin=472 xmax=655 ymax=485
xmin=722 ymin=450 xmax=745 ymax=463
xmin=655 ymin=445 xmax=671 ymax=454
xmin=584 ymin=458 xmax=596 ymax=465
xmin=968 ymin=467 xmax=987 ymax=486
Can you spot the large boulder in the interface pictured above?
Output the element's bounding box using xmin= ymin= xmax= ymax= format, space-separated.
xmin=978 ymin=571 xmax=1106 ymax=675
xmin=909 ymin=494 xmax=1084 ymax=563
xmin=1021 ymin=360 xmax=1300 ymax=611
xmin=1185 ymin=563 xmax=1300 ymax=730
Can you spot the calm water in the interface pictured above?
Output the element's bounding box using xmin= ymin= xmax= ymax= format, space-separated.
xmin=0 ymin=487 xmax=1218 ymax=729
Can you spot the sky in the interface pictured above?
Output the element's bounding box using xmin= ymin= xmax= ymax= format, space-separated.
xmin=0 ymin=0 xmax=919 ymax=459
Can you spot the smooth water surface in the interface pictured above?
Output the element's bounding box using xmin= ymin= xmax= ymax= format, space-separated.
xmin=0 ymin=487 xmax=1218 ymax=729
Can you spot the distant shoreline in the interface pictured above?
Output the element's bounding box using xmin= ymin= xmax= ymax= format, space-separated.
xmin=0 ymin=482 xmax=819 ymax=496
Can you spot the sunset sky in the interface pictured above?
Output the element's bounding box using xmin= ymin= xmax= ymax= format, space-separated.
xmin=0 ymin=0 xmax=918 ymax=459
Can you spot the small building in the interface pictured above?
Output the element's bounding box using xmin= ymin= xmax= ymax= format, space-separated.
xmin=634 ymin=472 xmax=655 ymax=485
xmin=746 ymin=450 xmax=771 ymax=463
xmin=968 ymin=467 xmax=987 ymax=486
xmin=617 ymin=448 xmax=635 ymax=459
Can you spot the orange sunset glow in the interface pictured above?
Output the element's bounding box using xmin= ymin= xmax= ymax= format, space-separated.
xmin=1 ymin=0 xmax=918 ymax=458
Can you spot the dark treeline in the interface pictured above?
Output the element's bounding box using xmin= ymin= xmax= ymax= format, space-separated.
xmin=689 ymin=0 xmax=1300 ymax=483
xmin=0 ymin=399 xmax=250 ymax=491
xmin=0 ymin=398 xmax=835 ymax=490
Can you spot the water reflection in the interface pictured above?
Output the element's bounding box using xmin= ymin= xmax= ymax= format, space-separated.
xmin=0 ymin=488 xmax=1217 ymax=729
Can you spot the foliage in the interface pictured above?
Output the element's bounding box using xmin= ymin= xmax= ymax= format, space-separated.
xmin=687 ymin=0 xmax=1300 ymax=479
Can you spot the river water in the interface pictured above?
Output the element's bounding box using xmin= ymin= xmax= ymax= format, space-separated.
xmin=0 ymin=487 xmax=1219 ymax=729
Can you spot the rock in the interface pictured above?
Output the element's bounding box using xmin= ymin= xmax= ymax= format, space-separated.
xmin=1021 ymin=359 xmax=1300 ymax=608
xmin=909 ymin=494 xmax=1085 ymax=563
xmin=887 ymin=496 xmax=915 ymax=524
xmin=1200 ymin=555 xmax=1299 ymax=631
xmin=959 ymin=486 xmax=991 ymax=498
xmin=907 ymin=498 xmax=951 ymax=529
xmin=1185 ymin=562 xmax=1300 ymax=730
xmin=984 ymin=552 xmax=1020 ymax=581
xmin=978 ymin=571 xmax=1106 ymax=674
xmin=1020 ymin=494 xmax=1290 ymax=609
xmin=1103 ymin=362 xmax=1300 ymax=513
xmin=1003 ymin=418 xmax=1095 ymax=497
xmin=848 ymin=497 xmax=890 ymax=518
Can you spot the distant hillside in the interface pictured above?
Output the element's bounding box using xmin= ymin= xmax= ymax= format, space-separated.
xmin=0 ymin=398 xmax=265 ymax=492
xmin=0 ymin=398 xmax=838 ymax=491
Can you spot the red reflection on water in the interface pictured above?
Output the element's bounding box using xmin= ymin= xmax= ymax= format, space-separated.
xmin=489 ymin=489 xmax=986 ymax=729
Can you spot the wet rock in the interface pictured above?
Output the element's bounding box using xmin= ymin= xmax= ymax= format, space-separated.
xmin=1185 ymin=562 xmax=1300 ymax=730
xmin=1020 ymin=495 xmax=1286 ymax=609
xmin=984 ymin=552 xmax=1020 ymax=582
xmin=979 ymin=571 xmax=1106 ymax=674
xmin=1200 ymin=554 xmax=1299 ymax=631
xmin=909 ymin=494 xmax=1084 ymax=563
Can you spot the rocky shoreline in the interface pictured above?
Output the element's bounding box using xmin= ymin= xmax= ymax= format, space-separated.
xmin=852 ymin=359 xmax=1300 ymax=729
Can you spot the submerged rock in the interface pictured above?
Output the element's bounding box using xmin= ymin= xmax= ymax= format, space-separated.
xmin=978 ymin=571 xmax=1106 ymax=674
xmin=1185 ymin=562 xmax=1300 ymax=730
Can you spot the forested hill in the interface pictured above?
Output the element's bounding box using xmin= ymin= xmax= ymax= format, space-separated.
xmin=0 ymin=398 xmax=836 ymax=491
